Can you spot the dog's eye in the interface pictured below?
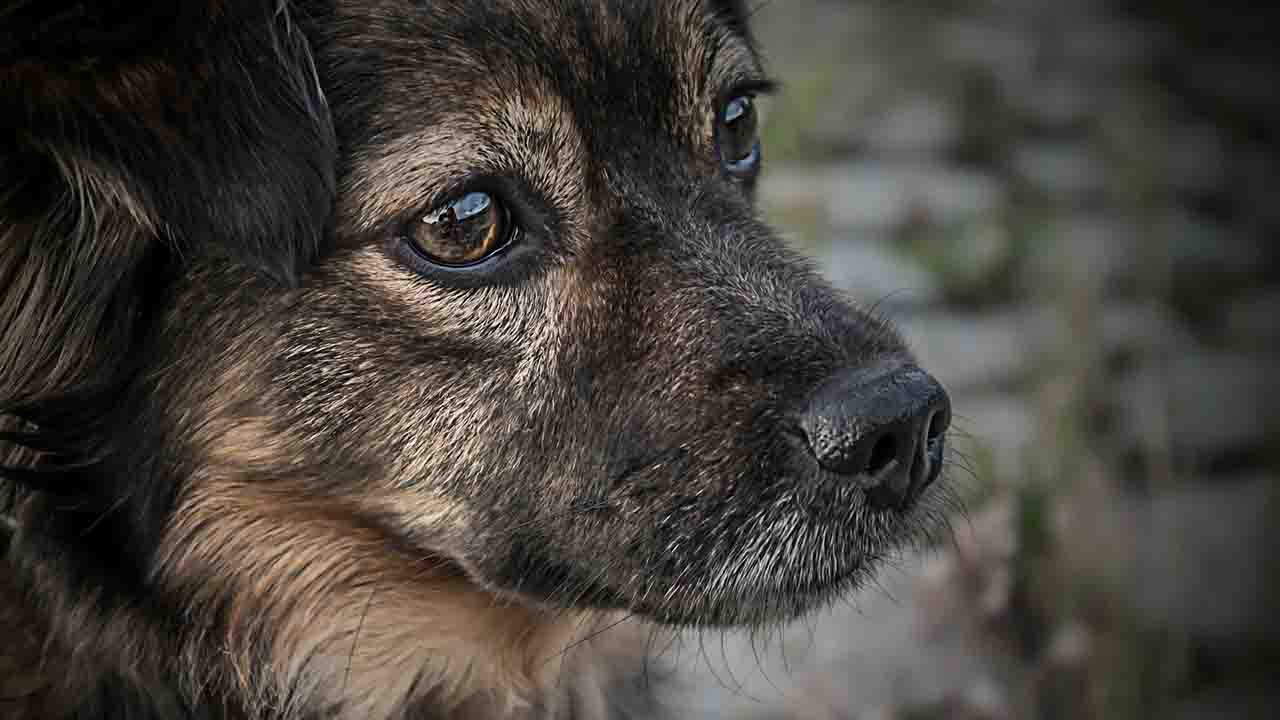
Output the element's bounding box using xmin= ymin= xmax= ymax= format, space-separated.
xmin=716 ymin=95 xmax=761 ymax=178
xmin=408 ymin=191 xmax=511 ymax=266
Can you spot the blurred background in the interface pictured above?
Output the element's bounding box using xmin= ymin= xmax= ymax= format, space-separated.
xmin=666 ymin=1 xmax=1280 ymax=718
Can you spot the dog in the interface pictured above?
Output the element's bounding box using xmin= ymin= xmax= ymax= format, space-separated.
xmin=0 ymin=1 xmax=953 ymax=717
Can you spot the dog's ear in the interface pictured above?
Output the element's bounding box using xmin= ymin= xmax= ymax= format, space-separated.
xmin=0 ymin=1 xmax=335 ymax=482
xmin=1 ymin=0 xmax=336 ymax=283
xmin=0 ymin=2 xmax=187 ymax=62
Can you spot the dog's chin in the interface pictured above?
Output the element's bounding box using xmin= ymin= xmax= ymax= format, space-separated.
xmin=621 ymin=557 xmax=880 ymax=629
xmin=470 ymin=543 xmax=882 ymax=629
xmin=450 ymin=475 xmax=944 ymax=629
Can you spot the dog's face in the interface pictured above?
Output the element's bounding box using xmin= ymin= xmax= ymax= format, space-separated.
xmin=145 ymin=0 xmax=950 ymax=632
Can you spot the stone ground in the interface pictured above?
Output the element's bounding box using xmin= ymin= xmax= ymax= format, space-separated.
xmin=657 ymin=1 xmax=1280 ymax=718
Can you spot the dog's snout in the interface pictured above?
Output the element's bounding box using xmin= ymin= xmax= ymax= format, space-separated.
xmin=799 ymin=363 xmax=951 ymax=511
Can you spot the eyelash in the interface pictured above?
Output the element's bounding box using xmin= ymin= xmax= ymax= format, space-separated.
xmin=719 ymin=78 xmax=779 ymax=108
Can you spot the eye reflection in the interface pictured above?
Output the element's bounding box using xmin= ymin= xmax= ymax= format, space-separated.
xmin=409 ymin=191 xmax=509 ymax=267
xmin=717 ymin=95 xmax=760 ymax=178
xmin=725 ymin=97 xmax=750 ymax=125
xmin=447 ymin=192 xmax=492 ymax=222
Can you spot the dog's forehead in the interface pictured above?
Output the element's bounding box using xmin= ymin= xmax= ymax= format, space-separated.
xmin=324 ymin=0 xmax=759 ymax=141
xmin=323 ymin=0 xmax=762 ymax=231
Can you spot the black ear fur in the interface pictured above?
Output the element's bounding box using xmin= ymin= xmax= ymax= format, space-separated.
xmin=0 ymin=1 xmax=335 ymax=493
xmin=1 ymin=0 xmax=337 ymax=285
xmin=0 ymin=2 xmax=186 ymax=62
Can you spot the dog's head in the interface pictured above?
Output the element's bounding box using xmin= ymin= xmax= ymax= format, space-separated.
xmin=233 ymin=0 xmax=952 ymax=627
xmin=3 ymin=0 xmax=952 ymax=713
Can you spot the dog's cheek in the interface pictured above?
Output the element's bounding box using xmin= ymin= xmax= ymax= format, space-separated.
xmin=266 ymin=251 xmax=561 ymax=509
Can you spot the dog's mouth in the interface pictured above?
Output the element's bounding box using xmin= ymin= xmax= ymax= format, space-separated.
xmin=387 ymin=352 xmax=955 ymax=629
xmin=440 ymin=426 xmax=951 ymax=628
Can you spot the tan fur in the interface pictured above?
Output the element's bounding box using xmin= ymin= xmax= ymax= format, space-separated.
xmin=341 ymin=87 xmax=589 ymax=238
xmin=164 ymin=480 xmax=531 ymax=714
xmin=157 ymin=415 xmax=639 ymax=718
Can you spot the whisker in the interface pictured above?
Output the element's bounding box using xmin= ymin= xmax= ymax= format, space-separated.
xmin=540 ymin=612 xmax=637 ymax=666
xmin=342 ymin=586 xmax=376 ymax=699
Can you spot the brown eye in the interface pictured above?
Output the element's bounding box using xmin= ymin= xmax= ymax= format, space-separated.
xmin=408 ymin=191 xmax=510 ymax=266
xmin=716 ymin=95 xmax=761 ymax=178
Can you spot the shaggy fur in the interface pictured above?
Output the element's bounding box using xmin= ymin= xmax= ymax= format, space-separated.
xmin=1 ymin=1 xmax=951 ymax=718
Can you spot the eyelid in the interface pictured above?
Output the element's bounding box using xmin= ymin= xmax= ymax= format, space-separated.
xmin=722 ymin=77 xmax=779 ymax=104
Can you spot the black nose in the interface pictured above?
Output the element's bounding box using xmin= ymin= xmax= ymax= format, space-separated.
xmin=799 ymin=362 xmax=951 ymax=511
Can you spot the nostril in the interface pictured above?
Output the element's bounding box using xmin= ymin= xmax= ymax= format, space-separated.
xmin=865 ymin=434 xmax=897 ymax=476
xmin=927 ymin=411 xmax=946 ymax=442
xmin=928 ymin=388 xmax=952 ymax=438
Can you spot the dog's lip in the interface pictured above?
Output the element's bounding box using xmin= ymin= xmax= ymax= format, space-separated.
xmin=434 ymin=431 xmax=946 ymax=623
